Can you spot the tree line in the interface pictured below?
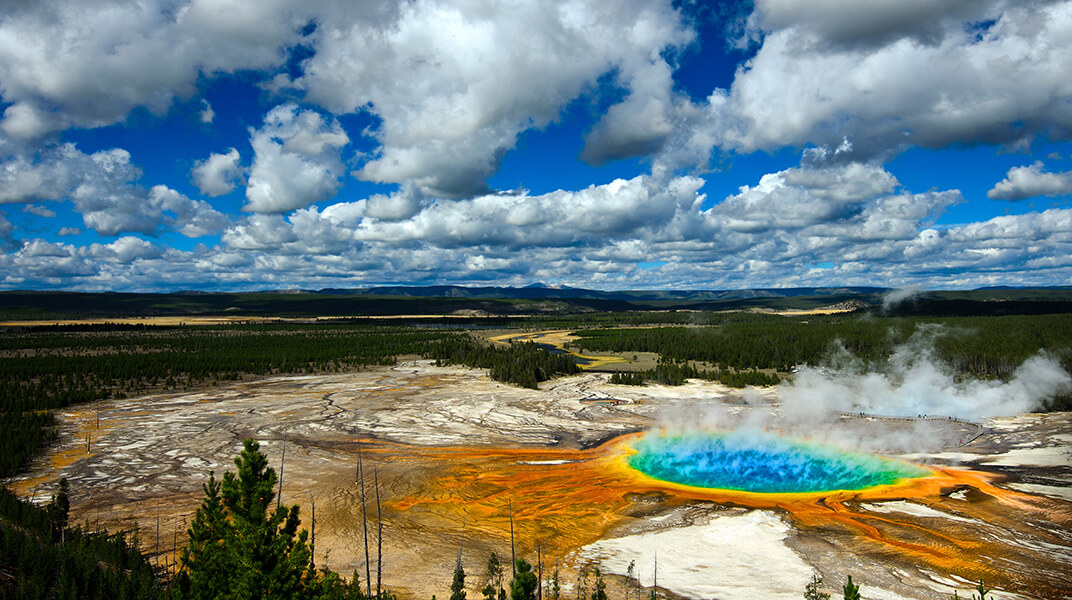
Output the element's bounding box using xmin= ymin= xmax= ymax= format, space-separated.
xmin=571 ymin=314 xmax=1072 ymax=390
xmin=429 ymin=338 xmax=580 ymax=389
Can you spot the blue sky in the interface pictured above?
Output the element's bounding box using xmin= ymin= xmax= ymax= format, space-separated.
xmin=1 ymin=0 xmax=1071 ymax=291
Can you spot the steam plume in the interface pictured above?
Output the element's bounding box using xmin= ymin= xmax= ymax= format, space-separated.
xmin=881 ymin=286 xmax=922 ymax=312
xmin=781 ymin=328 xmax=1071 ymax=422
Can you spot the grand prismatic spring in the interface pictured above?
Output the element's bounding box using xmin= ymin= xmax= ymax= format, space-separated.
xmin=7 ymin=362 xmax=1072 ymax=600
xmin=625 ymin=431 xmax=931 ymax=494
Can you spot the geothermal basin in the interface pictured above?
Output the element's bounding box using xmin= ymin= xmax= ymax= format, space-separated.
xmin=6 ymin=361 xmax=1072 ymax=600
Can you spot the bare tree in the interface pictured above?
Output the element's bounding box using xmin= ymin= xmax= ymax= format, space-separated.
xmin=358 ymin=440 xmax=373 ymax=598
xmin=276 ymin=434 xmax=286 ymax=510
xmin=376 ymin=467 xmax=383 ymax=599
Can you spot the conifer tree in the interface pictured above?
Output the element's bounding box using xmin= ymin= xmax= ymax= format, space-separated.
xmin=510 ymin=559 xmax=538 ymax=600
xmin=589 ymin=568 xmax=607 ymax=600
xmin=482 ymin=552 xmax=505 ymax=600
xmin=175 ymin=473 xmax=232 ymax=599
xmin=48 ymin=477 xmax=70 ymax=543
xmin=843 ymin=575 xmax=861 ymax=600
xmin=452 ymin=558 xmax=467 ymax=600
xmin=221 ymin=438 xmax=312 ymax=599
xmin=175 ymin=439 xmax=314 ymax=600
xmin=805 ymin=574 xmax=831 ymax=600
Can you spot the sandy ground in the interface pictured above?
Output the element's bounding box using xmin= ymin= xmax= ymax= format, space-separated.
xmin=7 ymin=362 xmax=1071 ymax=600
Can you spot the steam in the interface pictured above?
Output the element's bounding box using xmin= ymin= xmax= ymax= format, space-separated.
xmin=781 ymin=330 xmax=1071 ymax=422
xmin=650 ymin=325 xmax=1071 ymax=455
xmin=881 ymin=286 xmax=922 ymax=311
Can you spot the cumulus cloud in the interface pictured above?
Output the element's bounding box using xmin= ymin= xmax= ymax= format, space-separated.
xmin=0 ymin=0 xmax=306 ymax=137
xmin=5 ymin=147 xmax=1072 ymax=291
xmin=987 ymin=161 xmax=1072 ymax=201
xmin=678 ymin=0 xmax=1072 ymax=164
xmin=22 ymin=204 xmax=56 ymax=218
xmin=87 ymin=237 xmax=163 ymax=263
xmin=580 ymin=60 xmax=678 ymax=165
xmin=192 ymin=148 xmax=244 ymax=197
xmin=245 ymin=105 xmax=349 ymax=213
xmin=0 ymin=141 xmax=228 ymax=237
xmin=296 ymin=0 xmax=692 ymax=196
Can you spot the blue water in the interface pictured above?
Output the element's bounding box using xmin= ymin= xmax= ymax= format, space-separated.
xmin=628 ymin=431 xmax=928 ymax=494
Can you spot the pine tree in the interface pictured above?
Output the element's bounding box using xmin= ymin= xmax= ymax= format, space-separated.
xmin=842 ymin=575 xmax=861 ymax=600
xmin=589 ymin=568 xmax=607 ymax=600
xmin=175 ymin=439 xmax=315 ymax=600
xmin=510 ymin=559 xmax=538 ymax=600
xmin=483 ymin=552 xmax=505 ymax=600
xmin=452 ymin=558 xmax=467 ymax=600
xmin=804 ymin=574 xmax=831 ymax=600
xmin=48 ymin=477 xmax=70 ymax=543
xmin=175 ymin=473 xmax=232 ymax=599
xmin=221 ymin=438 xmax=312 ymax=599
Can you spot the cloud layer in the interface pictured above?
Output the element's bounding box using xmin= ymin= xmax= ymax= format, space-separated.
xmin=1 ymin=0 xmax=1070 ymax=290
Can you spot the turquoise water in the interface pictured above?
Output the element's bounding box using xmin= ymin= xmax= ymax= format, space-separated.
xmin=628 ymin=431 xmax=928 ymax=494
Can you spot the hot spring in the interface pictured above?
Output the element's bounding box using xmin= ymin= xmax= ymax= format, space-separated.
xmin=627 ymin=431 xmax=930 ymax=494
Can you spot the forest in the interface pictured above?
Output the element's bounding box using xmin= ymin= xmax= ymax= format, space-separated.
xmin=570 ymin=313 xmax=1072 ymax=393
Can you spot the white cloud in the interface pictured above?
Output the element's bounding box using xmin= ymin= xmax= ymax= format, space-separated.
xmin=296 ymin=0 xmax=692 ymax=196
xmin=988 ymin=161 xmax=1072 ymax=201
xmin=245 ymin=104 xmax=349 ymax=213
xmin=58 ymin=227 xmax=81 ymax=236
xmin=199 ymin=99 xmax=215 ymax=124
xmin=0 ymin=104 xmax=63 ymax=140
xmin=0 ymin=0 xmax=306 ymax=138
xmin=192 ymin=148 xmax=244 ymax=197
xmin=0 ymin=141 xmax=228 ymax=237
xmin=580 ymin=60 xmax=677 ymax=165
xmin=673 ymin=1 xmax=1072 ymax=165
xmin=22 ymin=204 xmax=56 ymax=218
xmin=87 ymin=237 xmax=163 ymax=263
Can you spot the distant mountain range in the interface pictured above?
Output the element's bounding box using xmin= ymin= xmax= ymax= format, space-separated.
xmin=3 ymin=285 xmax=1072 ymax=321
xmin=310 ymin=284 xmax=891 ymax=302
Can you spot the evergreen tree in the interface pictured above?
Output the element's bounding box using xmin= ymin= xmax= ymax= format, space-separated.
xmin=547 ymin=561 xmax=560 ymax=600
xmin=575 ymin=567 xmax=589 ymax=600
xmin=452 ymin=558 xmax=467 ymax=600
xmin=843 ymin=576 xmax=861 ymax=600
xmin=483 ymin=552 xmax=505 ymax=600
xmin=174 ymin=439 xmax=315 ymax=600
xmin=48 ymin=477 xmax=70 ymax=542
xmin=222 ymin=438 xmax=313 ymax=599
xmin=589 ymin=568 xmax=607 ymax=600
xmin=804 ymin=574 xmax=831 ymax=600
xmin=175 ymin=472 xmax=232 ymax=599
xmin=510 ymin=559 xmax=538 ymax=600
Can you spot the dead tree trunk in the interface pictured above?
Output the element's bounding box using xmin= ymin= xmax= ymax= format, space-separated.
xmin=359 ymin=442 xmax=372 ymax=598
xmin=375 ymin=467 xmax=383 ymax=599
xmin=276 ymin=435 xmax=286 ymax=510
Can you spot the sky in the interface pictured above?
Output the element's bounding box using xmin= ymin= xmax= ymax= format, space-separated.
xmin=1 ymin=0 xmax=1071 ymax=292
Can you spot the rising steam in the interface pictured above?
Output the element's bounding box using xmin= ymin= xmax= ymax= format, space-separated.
xmin=780 ymin=327 xmax=1071 ymax=422
xmin=650 ymin=325 xmax=1071 ymax=455
xmin=881 ymin=286 xmax=922 ymax=311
